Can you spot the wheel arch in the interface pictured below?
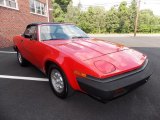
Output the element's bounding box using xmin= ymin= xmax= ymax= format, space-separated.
xmin=13 ymin=45 xmax=19 ymax=51
xmin=44 ymin=60 xmax=60 ymax=76
xmin=44 ymin=58 xmax=81 ymax=91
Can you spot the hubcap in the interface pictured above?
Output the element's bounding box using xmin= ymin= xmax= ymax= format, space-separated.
xmin=18 ymin=52 xmax=22 ymax=63
xmin=51 ymin=69 xmax=64 ymax=93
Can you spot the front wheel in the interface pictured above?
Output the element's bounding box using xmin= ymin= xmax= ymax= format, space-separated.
xmin=48 ymin=64 xmax=73 ymax=99
xmin=17 ymin=51 xmax=28 ymax=66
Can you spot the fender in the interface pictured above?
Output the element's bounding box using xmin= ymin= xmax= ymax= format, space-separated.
xmin=43 ymin=54 xmax=81 ymax=91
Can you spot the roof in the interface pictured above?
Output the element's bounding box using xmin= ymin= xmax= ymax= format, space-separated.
xmin=28 ymin=22 xmax=74 ymax=26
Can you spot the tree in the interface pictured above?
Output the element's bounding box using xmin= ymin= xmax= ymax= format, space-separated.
xmin=52 ymin=2 xmax=65 ymax=22
xmin=117 ymin=1 xmax=130 ymax=33
xmin=52 ymin=0 xmax=72 ymax=22
xmin=81 ymin=6 xmax=106 ymax=33
xmin=78 ymin=8 xmax=94 ymax=33
xmin=93 ymin=7 xmax=106 ymax=33
xmin=52 ymin=0 xmax=160 ymax=33
xmin=78 ymin=12 xmax=93 ymax=33
xmin=129 ymin=0 xmax=137 ymax=32
xmin=106 ymin=7 xmax=119 ymax=33
xmin=54 ymin=0 xmax=71 ymax=12
xmin=65 ymin=1 xmax=81 ymax=24
xmin=138 ymin=9 xmax=158 ymax=33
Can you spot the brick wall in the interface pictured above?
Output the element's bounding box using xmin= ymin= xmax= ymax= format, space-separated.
xmin=48 ymin=0 xmax=53 ymax=22
xmin=0 ymin=0 xmax=52 ymax=48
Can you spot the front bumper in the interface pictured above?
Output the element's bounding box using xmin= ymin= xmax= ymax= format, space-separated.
xmin=77 ymin=59 xmax=152 ymax=101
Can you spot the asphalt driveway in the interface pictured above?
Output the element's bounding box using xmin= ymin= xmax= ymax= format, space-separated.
xmin=0 ymin=36 xmax=160 ymax=120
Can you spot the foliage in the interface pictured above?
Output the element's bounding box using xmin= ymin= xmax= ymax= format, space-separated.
xmin=105 ymin=7 xmax=119 ymax=33
xmin=129 ymin=0 xmax=137 ymax=32
xmin=138 ymin=9 xmax=160 ymax=33
xmin=79 ymin=7 xmax=106 ymax=33
xmin=52 ymin=0 xmax=160 ymax=33
xmin=52 ymin=2 xmax=65 ymax=22
xmin=117 ymin=1 xmax=130 ymax=33
xmin=65 ymin=1 xmax=81 ymax=24
xmin=54 ymin=0 xmax=71 ymax=12
xmin=52 ymin=0 xmax=71 ymax=22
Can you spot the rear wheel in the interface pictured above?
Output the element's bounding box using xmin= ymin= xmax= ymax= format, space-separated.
xmin=48 ymin=64 xmax=73 ymax=98
xmin=17 ymin=51 xmax=28 ymax=66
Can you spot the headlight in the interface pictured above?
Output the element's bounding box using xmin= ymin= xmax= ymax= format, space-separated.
xmin=94 ymin=60 xmax=116 ymax=74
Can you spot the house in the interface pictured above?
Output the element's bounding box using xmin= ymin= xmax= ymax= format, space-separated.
xmin=0 ymin=0 xmax=52 ymax=48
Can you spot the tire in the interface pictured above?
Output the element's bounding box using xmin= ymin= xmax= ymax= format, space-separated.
xmin=48 ymin=64 xmax=74 ymax=99
xmin=17 ymin=51 xmax=28 ymax=66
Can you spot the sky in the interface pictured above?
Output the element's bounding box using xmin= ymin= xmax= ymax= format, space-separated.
xmin=73 ymin=0 xmax=160 ymax=16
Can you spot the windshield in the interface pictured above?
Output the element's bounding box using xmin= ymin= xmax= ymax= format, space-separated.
xmin=40 ymin=24 xmax=89 ymax=41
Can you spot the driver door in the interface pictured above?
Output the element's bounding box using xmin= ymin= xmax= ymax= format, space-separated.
xmin=21 ymin=25 xmax=40 ymax=67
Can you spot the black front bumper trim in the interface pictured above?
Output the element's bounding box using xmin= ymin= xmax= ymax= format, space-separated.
xmin=77 ymin=59 xmax=152 ymax=101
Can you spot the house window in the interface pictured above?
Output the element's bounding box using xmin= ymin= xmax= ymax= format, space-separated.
xmin=0 ymin=0 xmax=18 ymax=9
xmin=30 ymin=0 xmax=46 ymax=16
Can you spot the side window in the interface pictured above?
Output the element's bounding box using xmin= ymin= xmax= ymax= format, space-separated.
xmin=24 ymin=26 xmax=37 ymax=40
xmin=24 ymin=27 xmax=30 ymax=36
xmin=24 ymin=26 xmax=36 ymax=35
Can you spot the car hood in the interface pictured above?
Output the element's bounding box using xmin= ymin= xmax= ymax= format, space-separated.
xmin=43 ymin=38 xmax=129 ymax=61
xmin=84 ymin=49 xmax=147 ymax=78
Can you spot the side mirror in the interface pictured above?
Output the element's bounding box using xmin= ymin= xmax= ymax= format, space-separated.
xmin=24 ymin=34 xmax=32 ymax=39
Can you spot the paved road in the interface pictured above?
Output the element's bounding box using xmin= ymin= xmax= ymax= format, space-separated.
xmin=0 ymin=37 xmax=160 ymax=120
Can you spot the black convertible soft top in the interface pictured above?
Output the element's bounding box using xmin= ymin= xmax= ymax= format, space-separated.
xmin=27 ymin=22 xmax=74 ymax=27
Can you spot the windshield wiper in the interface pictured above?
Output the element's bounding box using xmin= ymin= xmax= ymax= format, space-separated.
xmin=42 ymin=38 xmax=63 ymax=41
xmin=72 ymin=36 xmax=89 ymax=39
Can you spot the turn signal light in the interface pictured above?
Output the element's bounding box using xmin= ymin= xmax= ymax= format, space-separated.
xmin=74 ymin=70 xmax=87 ymax=78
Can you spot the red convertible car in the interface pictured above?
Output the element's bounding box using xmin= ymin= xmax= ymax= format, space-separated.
xmin=13 ymin=23 xmax=152 ymax=101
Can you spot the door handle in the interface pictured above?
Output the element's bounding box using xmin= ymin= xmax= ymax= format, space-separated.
xmin=21 ymin=39 xmax=23 ymax=42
